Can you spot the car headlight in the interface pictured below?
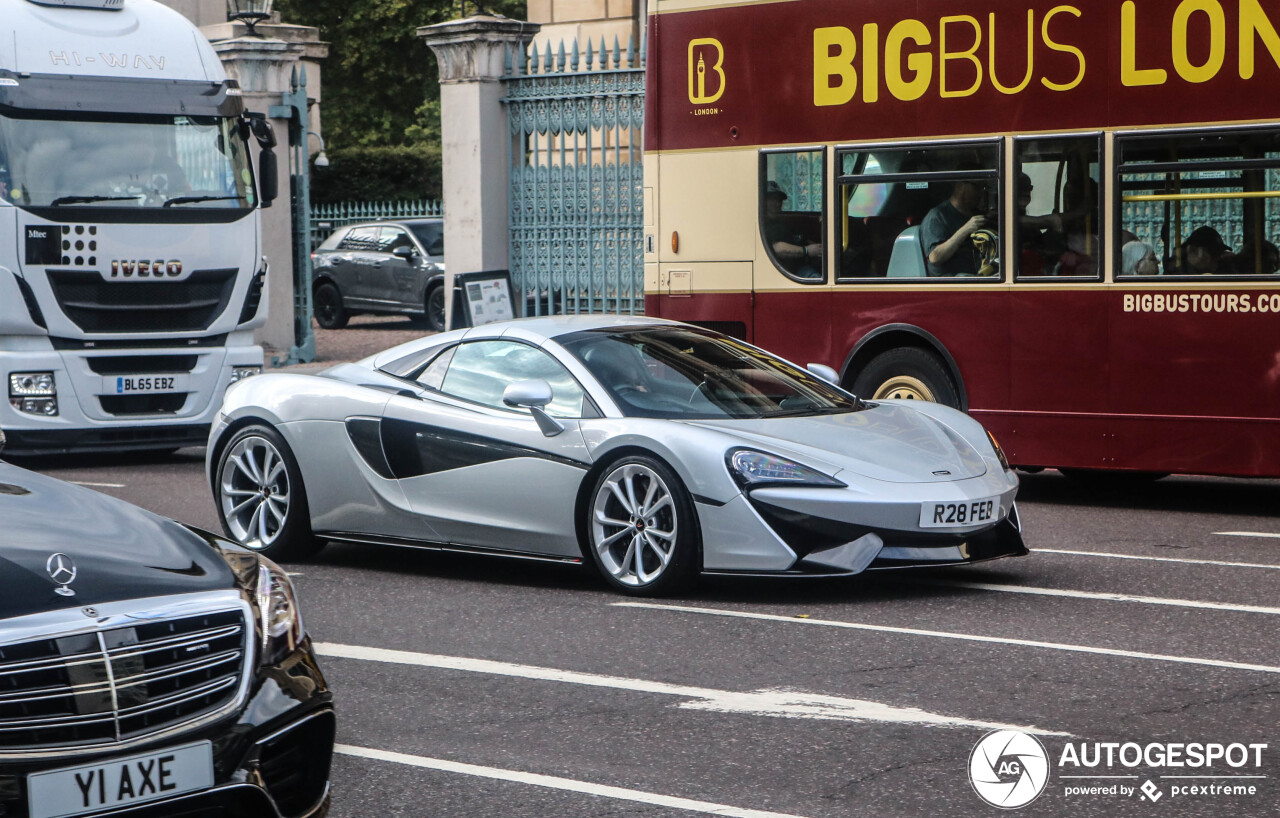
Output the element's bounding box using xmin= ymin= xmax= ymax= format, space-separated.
xmin=727 ymin=448 xmax=846 ymax=489
xmin=986 ymin=430 xmax=1011 ymax=470
xmin=255 ymin=557 xmax=305 ymax=667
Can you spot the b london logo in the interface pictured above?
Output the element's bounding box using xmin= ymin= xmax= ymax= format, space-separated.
xmin=687 ymin=38 xmax=725 ymax=106
xmin=968 ymin=731 xmax=1050 ymax=809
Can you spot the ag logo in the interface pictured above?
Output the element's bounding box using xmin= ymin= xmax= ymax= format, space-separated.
xmin=969 ymin=730 xmax=1050 ymax=809
xmin=687 ymin=38 xmax=725 ymax=105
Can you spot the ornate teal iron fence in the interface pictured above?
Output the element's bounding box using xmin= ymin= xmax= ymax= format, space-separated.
xmin=503 ymin=36 xmax=645 ymax=316
xmin=309 ymin=199 xmax=444 ymax=251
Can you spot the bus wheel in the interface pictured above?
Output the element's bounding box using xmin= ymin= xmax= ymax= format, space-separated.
xmin=852 ymin=348 xmax=960 ymax=408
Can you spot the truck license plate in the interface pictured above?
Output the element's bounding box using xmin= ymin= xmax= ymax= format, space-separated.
xmin=27 ymin=740 xmax=213 ymax=818
xmin=102 ymin=374 xmax=188 ymax=395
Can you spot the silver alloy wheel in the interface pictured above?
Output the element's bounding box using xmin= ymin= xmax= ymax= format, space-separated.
xmin=591 ymin=462 xmax=678 ymax=587
xmin=219 ymin=435 xmax=291 ymax=550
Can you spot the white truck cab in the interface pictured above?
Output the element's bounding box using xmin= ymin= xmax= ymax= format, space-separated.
xmin=0 ymin=0 xmax=276 ymax=454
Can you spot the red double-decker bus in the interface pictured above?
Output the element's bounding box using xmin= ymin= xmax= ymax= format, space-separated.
xmin=643 ymin=0 xmax=1280 ymax=478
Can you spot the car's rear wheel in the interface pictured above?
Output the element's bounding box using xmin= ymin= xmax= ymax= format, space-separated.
xmin=425 ymin=284 xmax=447 ymax=332
xmin=313 ymin=282 xmax=349 ymax=330
xmin=852 ymin=347 xmax=961 ymax=408
xmin=586 ymin=456 xmax=697 ymax=595
xmin=215 ymin=424 xmax=321 ymax=561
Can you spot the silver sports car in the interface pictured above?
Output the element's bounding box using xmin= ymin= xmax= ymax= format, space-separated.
xmin=207 ymin=316 xmax=1025 ymax=595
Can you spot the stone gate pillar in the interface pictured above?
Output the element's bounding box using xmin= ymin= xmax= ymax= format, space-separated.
xmin=211 ymin=33 xmax=305 ymax=352
xmin=418 ymin=16 xmax=540 ymax=328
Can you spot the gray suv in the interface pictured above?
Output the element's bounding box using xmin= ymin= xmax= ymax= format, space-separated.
xmin=311 ymin=219 xmax=446 ymax=331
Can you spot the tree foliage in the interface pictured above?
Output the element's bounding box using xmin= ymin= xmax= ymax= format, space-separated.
xmin=310 ymin=144 xmax=443 ymax=203
xmin=276 ymin=0 xmax=525 ymax=151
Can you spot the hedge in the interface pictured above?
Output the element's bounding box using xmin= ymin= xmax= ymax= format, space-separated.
xmin=310 ymin=144 xmax=443 ymax=204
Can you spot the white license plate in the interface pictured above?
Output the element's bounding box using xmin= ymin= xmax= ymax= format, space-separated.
xmin=102 ymin=374 xmax=188 ymax=395
xmin=920 ymin=497 xmax=998 ymax=528
xmin=27 ymin=740 xmax=213 ymax=818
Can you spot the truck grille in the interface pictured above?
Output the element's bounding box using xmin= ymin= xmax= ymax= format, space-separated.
xmin=46 ymin=269 xmax=238 ymax=333
xmin=0 ymin=609 xmax=247 ymax=752
xmin=99 ymin=393 xmax=189 ymax=416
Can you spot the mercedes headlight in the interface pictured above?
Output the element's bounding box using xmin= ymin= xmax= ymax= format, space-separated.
xmin=727 ymin=449 xmax=845 ymax=489
xmin=255 ymin=557 xmax=305 ymax=667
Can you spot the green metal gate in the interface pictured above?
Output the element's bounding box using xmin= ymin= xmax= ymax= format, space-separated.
xmin=503 ymin=37 xmax=645 ymax=315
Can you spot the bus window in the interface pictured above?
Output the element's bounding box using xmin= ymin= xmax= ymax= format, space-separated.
xmin=1118 ymin=128 xmax=1280 ymax=276
xmin=835 ymin=142 xmax=1000 ymax=280
xmin=1013 ymin=135 xmax=1103 ymax=278
xmin=760 ymin=149 xmax=825 ymax=282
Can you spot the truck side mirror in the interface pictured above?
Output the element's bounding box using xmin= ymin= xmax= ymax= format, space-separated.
xmin=247 ymin=114 xmax=277 ymax=148
xmin=258 ymin=148 xmax=278 ymax=208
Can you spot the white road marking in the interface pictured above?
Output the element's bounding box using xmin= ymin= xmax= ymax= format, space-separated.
xmin=336 ymin=744 xmax=812 ymax=818
xmin=1216 ymin=531 xmax=1280 ymax=540
xmin=613 ymin=603 xmax=1280 ymax=676
xmin=1035 ymin=548 xmax=1280 ymax=571
xmin=70 ymin=480 xmax=126 ymax=488
xmin=916 ymin=579 xmax=1280 ymax=616
xmin=313 ymin=642 xmax=1062 ymax=734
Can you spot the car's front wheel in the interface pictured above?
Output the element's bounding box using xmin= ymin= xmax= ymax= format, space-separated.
xmin=585 ymin=456 xmax=697 ymax=595
xmin=215 ymin=424 xmax=321 ymax=561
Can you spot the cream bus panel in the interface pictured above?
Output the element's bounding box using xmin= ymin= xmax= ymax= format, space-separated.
xmin=657 ymin=262 xmax=751 ymax=295
xmin=657 ymin=150 xmax=756 ymax=263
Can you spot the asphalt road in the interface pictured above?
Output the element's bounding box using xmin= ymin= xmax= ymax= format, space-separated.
xmin=10 ymin=318 xmax=1280 ymax=817
xmin=13 ymin=449 xmax=1278 ymax=817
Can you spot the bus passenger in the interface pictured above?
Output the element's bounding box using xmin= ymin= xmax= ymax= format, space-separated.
xmin=1121 ymin=240 xmax=1160 ymax=276
xmin=1237 ymin=239 xmax=1279 ymax=274
xmin=921 ymin=177 xmax=988 ymax=276
xmin=1176 ymin=226 xmax=1234 ymax=274
xmin=1017 ymin=172 xmax=1064 ymax=276
xmin=1054 ymin=177 xmax=1099 ymax=276
xmin=763 ymin=181 xmax=822 ymax=278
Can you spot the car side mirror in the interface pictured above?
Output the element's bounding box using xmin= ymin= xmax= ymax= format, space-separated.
xmin=502 ymin=380 xmax=564 ymax=437
xmin=806 ymin=363 xmax=840 ymax=384
xmin=0 ymin=426 xmax=6 ymax=455
xmin=393 ymin=246 xmax=416 ymax=260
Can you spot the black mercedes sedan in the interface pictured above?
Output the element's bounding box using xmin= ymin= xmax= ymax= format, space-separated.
xmin=0 ymin=430 xmax=333 ymax=818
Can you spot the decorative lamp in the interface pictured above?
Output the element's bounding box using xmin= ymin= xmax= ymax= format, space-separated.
xmin=226 ymin=0 xmax=274 ymax=36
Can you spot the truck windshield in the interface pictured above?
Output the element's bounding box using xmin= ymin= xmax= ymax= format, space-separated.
xmin=0 ymin=114 xmax=253 ymax=210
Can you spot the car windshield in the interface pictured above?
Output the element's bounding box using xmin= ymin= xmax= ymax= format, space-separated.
xmin=0 ymin=113 xmax=253 ymax=210
xmin=560 ymin=326 xmax=863 ymax=419
xmin=407 ymin=222 xmax=444 ymax=256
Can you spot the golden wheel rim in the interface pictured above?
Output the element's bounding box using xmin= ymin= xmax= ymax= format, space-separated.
xmin=873 ymin=376 xmax=935 ymax=402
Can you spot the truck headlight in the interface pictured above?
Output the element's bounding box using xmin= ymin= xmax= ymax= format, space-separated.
xmin=9 ymin=372 xmax=58 ymax=416
xmin=230 ymin=365 xmax=263 ymax=384
xmin=255 ymin=557 xmax=305 ymax=667
xmin=727 ymin=448 xmax=845 ymax=489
